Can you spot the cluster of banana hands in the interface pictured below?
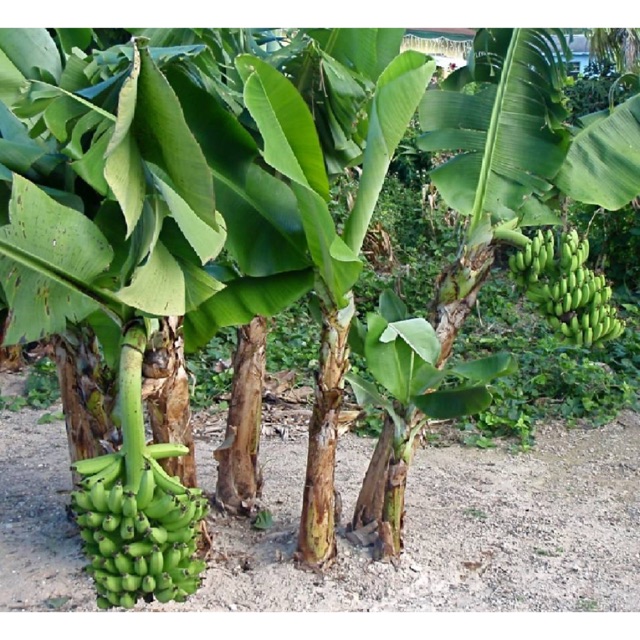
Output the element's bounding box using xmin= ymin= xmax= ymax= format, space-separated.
xmin=70 ymin=444 xmax=209 ymax=609
xmin=508 ymin=228 xmax=626 ymax=348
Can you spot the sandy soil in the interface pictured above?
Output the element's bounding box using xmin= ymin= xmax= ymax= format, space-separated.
xmin=1 ymin=368 xmax=639 ymax=615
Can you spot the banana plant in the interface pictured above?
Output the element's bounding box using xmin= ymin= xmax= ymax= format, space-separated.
xmin=346 ymin=290 xmax=517 ymax=558
xmin=0 ymin=174 xmax=213 ymax=606
xmin=228 ymin=40 xmax=435 ymax=568
xmin=0 ymin=30 xmax=228 ymax=486
xmin=417 ymin=28 xmax=572 ymax=364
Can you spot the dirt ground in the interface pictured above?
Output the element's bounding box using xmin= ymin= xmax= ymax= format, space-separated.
xmin=1 ymin=368 xmax=639 ymax=616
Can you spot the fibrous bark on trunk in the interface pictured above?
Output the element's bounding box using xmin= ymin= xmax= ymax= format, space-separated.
xmin=0 ymin=314 xmax=25 ymax=372
xmin=142 ymin=316 xmax=197 ymax=488
xmin=432 ymin=243 xmax=496 ymax=367
xmin=215 ymin=315 xmax=267 ymax=515
xmin=296 ymin=293 xmax=354 ymax=569
xmin=350 ymin=411 xmax=394 ymax=532
xmin=53 ymin=325 xmax=117 ymax=485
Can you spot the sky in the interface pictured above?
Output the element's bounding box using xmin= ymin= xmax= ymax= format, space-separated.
xmin=3 ymin=2 xmax=639 ymax=29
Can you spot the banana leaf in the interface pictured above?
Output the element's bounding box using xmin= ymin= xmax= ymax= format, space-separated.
xmin=418 ymin=28 xmax=571 ymax=234
xmin=555 ymin=91 xmax=640 ymax=210
xmin=0 ymin=175 xmax=114 ymax=344
xmin=343 ymin=50 xmax=435 ymax=254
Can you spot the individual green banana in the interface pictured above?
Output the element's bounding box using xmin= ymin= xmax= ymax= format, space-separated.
xmin=95 ymin=532 xmax=119 ymax=557
xmin=593 ymin=322 xmax=604 ymax=342
xmin=122 ymin=491 xmax=138 ymax=519
xmin=108 ymin=481 xmax=124 ymax=515
xmin=548 ymin=316 xmax=561 ymax=331
xmin=85 ymin=511 xmax=106 ymax=529
xmin=165 ymin=525 xmax=196 ymax=544
xmin=121 ymin=573 xmax=142 ymax=592
xmin=123 ymin=540 xmax=155 ymax=558
xmin=90 ymin=480 xmax=109 ymax=513
xmin=134 ymin=555 xmax=149 ymax=577
xmin=516 ymin=250 xmax=526 ymax=272
xmin=71 ymin=452 xmax=121 ymax=477
xmin=163 ymin=544 xmax=183 ymax=572
xmin=71 ymin=490 xmax=94 ymax=513
xmin=560 ymin=242 xmax=572 ymax=270
xmin=144 ymin=491 xmax=177 ymax=520
xmin=571 ymin=287 xmax=582 ymax=311
xmin=102 ymin=513 xmax=121 ymax=533
xmin=154 ymin=587 xmax=177 ymax=604
xmin=563 ymin=292 xmax=572 ymax=314
xmin=120 ymin=516 xmax=136 ymax=542
xmin=142 ymin=575 xmax=156 ymax=593
xmin=79 ymin=527 xmax=95 ymax=544
xmin=149 ymin=546 xmax=164 ymax=575
xmin=136 ymin=465 xmax=156 ymax=511
xmin=147 ymin=458 xmax=188 ymax=496
xmin=119 ymin=592 xmax=136 ymax=609
xmin=80 ymin=457 xmax=124 ymax=490
xmin=114 ymin=552 xmax=135 ymax=576
xmin=584 ymin=327 xmax=594 ymax=347
xmin=155 ymin=572 xmax=174 ymax=591
xmin=148 ymin=526 xmax=169 ymax=546
xmin=144 ymin=443 xmax=190 ymax=460
xmin=560 ymin=277 xmax=568 ymax=297
xmin=174 ymin=577 xmax=200 ymax=596
xmin=524 ymin=242 xmax=533 ymax=268
xmin=103 ymin=574 xmax=124 ymax=594
xmin=135 ymin=511 xmax=151 ymax=535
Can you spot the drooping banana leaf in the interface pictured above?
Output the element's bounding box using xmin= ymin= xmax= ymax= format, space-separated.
xmin=555 ymin=91 xmax=640 ymax=209
xmin=183 ymin=268 xmax=315 ymax=352
xmin=418 ymin=28 xmax=571 ymax=237
xmin=0 ymin=28 xmax=62 ymax=106
xmin=235 ymin=53 xmax=361 ymax=303
xmin=166 ymin=66 xmax=310 ymax=276
xmin=0 ymin=175 xmax=115 ymax=344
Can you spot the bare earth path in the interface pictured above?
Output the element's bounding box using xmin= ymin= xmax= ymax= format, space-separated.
xmin=1 ymin=378 xmax=639 ymax=613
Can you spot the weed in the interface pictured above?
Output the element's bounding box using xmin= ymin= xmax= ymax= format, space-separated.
xmin=463 ymin=508 xmax=488 ymax=521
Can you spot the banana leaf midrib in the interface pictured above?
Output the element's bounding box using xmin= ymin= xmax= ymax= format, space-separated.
xmin=0 ymin=235 xmax=124 ymax=325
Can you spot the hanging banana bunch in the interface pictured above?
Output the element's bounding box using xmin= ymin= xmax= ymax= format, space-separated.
xmin=508 ymin=228 xmax=626 ymax=348
xmin=70 ymin=445 xmax=209 ymax=609
xmin=69 ymin=323 xmax=209 ymax=610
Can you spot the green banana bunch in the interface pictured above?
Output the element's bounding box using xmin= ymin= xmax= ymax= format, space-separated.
xmin=71 ymin=442 xmax=210 ymax=610
xmin=508 ymin=227 xmax=626 ymax=348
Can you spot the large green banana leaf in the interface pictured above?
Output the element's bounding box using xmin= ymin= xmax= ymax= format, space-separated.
xmin=183 ymin=269 xmax=314 ymax=352
xmin=236 ymin=53 xmax=362 ymax=303
xmin=418 ymin=28 xmax=571 ymax=234
xmin=342 ymin=50 xmax=435 ymax=253
xmin=0 ymin=175 xmax=115 ymax=343
xmin=304 ymin=28 xmax=405 ymax=84
xmin=166 ymin=67 xmax=310 ymax=276
xmin=0 ymin=29 xmax=61 ymax=106
xmin=555 ymin=91 xmax=640 ymax=209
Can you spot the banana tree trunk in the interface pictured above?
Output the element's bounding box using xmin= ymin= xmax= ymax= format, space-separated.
xmin=376 ymin=453 xmax=409 ymax=560
xmin=351 ymin=411 xmax=394 ymax=532
xmin=296 ymin=293 xmax=354 ymax=569
xmin=215 ymin=315 xmax=267 ymax=515
xmin=142 ymin=316 xmax=197 ymax=488
xmin=53 ymin=325 xmax=117 ymax=484
xmin=0 ymin=313 xmax=25 ymax=372
xmin=350 ymin=243 xmax=496 ymax=555
xmin=432 ymin=243 xmax=495 ymax=367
